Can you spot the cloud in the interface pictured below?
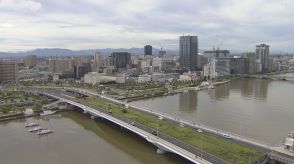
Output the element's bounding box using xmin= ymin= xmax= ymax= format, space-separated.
xmin=0 ymin=0 xmax=42 ymax=12
xmin=0 ymin=0 xmax=294 ymax=52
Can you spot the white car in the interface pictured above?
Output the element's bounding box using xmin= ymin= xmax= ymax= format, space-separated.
xmin=180 ymin=122 xmax=185 ymax=127
xmin=197 ymin=129 xmax=203 ymax=133
xmin=223 ymin=134 xmax=232 ymax=139
xmin=158 ymin=116 xmax=164 ymax=120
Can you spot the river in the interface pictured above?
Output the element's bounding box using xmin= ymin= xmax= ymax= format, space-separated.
xmin=131 ymin=73 xmax=294 ymax=145
xmin=0 ymin=112 xmax=190 ymax=164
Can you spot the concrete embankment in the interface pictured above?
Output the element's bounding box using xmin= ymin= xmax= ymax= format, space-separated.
xmin=0 ymin=109 xmax=73 ymax=122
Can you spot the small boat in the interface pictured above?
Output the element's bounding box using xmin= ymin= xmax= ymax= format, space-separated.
xmin=28 ymin=127 xmax=44 ymax=132
xmin=37 ymin=129 xmax=52 ymax=135
xmin=40 ymin=110 xmax=56 ymax=116
xmin=25 ymin=123 xmax=39 ymax=127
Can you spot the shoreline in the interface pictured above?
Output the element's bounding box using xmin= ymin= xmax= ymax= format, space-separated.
xmin=125 ymin=78 xmax=236 ymax=102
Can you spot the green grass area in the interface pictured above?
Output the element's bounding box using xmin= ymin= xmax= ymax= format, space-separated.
xmin=77 ymin=97 xmax=264 ymax=164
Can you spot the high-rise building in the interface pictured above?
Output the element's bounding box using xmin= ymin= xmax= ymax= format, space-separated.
xmin=111 ymin=52 xmax=131 ymax=69
xmin=159 ymin=48 xmax=166 ymax=58
xmin=179 ymin=35 xmax=198 ymax=71
xmin=93 ymin=52 xmax=104 ymax=72
xmin=144 ymin=45 xmax=152 ymax=56
xmin=256 ymin=44 xmax=270 ymax=72
xmin=48 ymin=57 xmax=74 ymax=77
xmin=0 ymin=61 xmax=18 ymax=84
xmin=24 ymin=55 xmax=38 ymax=68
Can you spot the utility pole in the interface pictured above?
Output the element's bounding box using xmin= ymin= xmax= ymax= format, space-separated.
xmin=157 ymin=119 xmax=159 ymax=138
xmin=201 ymin=135 xmax=203 ymax=159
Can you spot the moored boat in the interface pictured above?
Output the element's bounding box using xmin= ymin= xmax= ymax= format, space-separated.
xmin=40 ymin=110 xmax=56 ymax=116
xmin=37 ymin=129 xmax=52 ymax=135
xmin=25 ymin=123 xmax=39 ymax=127
xmin=28 ymin=127 xmax=43 ymax=132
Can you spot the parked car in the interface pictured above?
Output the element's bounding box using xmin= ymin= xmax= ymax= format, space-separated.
xmin=223 ymin=134 xmax=232 ymax=139
xmin=158 ymin=116 xmax=164 ymax=120
xmin=131 ymin=122 xmax=135 ymax=126
xmin=180 ymin=122 xmax=185 ymax=127
xmin=151 ymin=130 xmax=157 ymax=136
xmin=197 ymin=129 xmax=203 ymax=133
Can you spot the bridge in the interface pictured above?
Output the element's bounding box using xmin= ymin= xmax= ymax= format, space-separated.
xmin=26 ymin=87 xmax=294 ymax=163
xmin=25 ymin=88 xmax=228 ymax=164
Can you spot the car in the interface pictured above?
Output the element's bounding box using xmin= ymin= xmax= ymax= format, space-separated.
xmin=223 ymin=134 xmax=232 ymax=139
xmin=158 ymin=116 xmax=164 ymax=120
xmin=131 ymin=122 xmax=135 ymax=126
xmin=151 ymin=130 xmax=157 ymax=135
xmin=180 ymin=122 xmax=185 ymax=127
xmin=197 ymin=129 xmax=203 ymax=133
xmin=108 ymin=110 xmax=112 ymax=114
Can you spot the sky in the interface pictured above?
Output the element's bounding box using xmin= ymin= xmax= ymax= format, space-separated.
xmin=0 ymin=0 xmax=293 ymax=53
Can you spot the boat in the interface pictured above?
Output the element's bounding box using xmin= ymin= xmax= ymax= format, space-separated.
xmin=37 ymin=129 xmax=52 ymax=135
xmin=28 ymin=127 xmax=44 ymax=132
xmin=25 ymin=123 xmax=39 ymax=127
xmin=40 ymin=110 xmax=57 ymax=116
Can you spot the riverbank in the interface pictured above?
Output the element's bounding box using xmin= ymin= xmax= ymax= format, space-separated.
xmin=125 ymin=78 xmax=237 ymax=102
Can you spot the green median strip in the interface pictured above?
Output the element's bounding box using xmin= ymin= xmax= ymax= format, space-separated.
xmin=78 ymin=97 xmax=263 ymax=164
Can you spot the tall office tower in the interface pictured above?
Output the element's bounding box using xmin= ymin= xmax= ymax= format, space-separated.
xmin=144 ymin=45 xmax=152 ymax=56
xmin=256 ymin=44 xmax=270 ymax=72
xmin=179 ymin=35 xmax=198 ymax=71
xmin=93 ymin=52 xmax=104 ymax=72
xmin=0 ymin=60 xmax=18 ymax=84
xmin=111 ymin=52 xmax=131 ymax=69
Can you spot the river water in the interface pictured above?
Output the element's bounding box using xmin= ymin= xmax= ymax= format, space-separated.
xmin=0 ymin=112 xmax=190 ymax=164
xmin=131 ymin=73 xmax=294 ymax=145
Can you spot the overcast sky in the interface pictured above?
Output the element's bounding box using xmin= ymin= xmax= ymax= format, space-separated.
xmin=0 ymin=0 xmax=293 ymax=52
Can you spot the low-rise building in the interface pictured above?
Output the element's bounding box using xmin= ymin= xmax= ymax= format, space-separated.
xmin=180 ymin=71 xmax=199 ymax=81
xmin=84 ymin=72 xmax=116 ymax=85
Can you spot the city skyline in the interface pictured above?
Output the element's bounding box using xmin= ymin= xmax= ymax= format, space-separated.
xmin=1 ymin=0 xmax=294 ymax=53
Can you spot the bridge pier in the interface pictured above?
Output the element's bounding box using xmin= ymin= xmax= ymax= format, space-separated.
xmin=156 ymin=148 xmax=167 ymax=154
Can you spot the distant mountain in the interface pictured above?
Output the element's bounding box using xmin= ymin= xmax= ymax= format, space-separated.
xmin=0 ymin=48 xmax=178 ymax=58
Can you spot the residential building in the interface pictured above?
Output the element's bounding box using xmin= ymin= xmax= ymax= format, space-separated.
xmin=179 ymin=35 xmax=198 ymax=71
xmin=256 ymin=44 xmax=270 ymax=72
xmin=0 ymin=60 xmax=18 ymax=84
xmin=242 ymin=52 xmax=262 ymax=74
xmin=215 ymin=57 xmax=249 ymax=76
xmin=24 ymin=55 xmax=38 ymax=68
xmin=48 ymin=57 xmax=75 ymax=78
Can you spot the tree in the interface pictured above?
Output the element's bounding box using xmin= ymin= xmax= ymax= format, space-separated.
xmin=32 ymin=103 xmax=42 ymax=111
